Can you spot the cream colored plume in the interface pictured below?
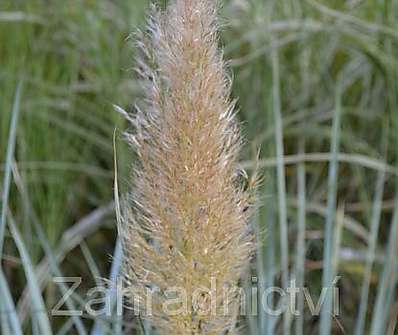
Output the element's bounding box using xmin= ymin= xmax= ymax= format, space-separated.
xmin=121 ymin=0 xmax=257 ymax=333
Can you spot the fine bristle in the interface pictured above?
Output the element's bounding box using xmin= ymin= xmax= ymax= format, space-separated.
xmin=121 ymin=1 xmax=257 ymax=333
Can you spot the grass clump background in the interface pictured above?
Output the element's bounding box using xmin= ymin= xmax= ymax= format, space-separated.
xmin=1 ymin=0 xmax=398 ymax=334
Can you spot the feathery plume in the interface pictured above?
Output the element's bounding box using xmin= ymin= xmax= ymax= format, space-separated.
xmin=121 ymin=0 xmax=258 ymax=333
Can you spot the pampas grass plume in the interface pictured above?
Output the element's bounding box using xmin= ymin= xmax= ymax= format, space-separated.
xmin=121 ymin=0 xmax=258 ymax=333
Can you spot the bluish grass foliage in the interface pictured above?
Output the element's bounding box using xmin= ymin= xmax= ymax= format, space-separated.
xmin=1 ymin=0 xmax=398 ymax=334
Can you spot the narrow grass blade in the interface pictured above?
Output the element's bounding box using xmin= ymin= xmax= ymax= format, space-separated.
xmin=333 ymin=206 xmax=344 ymax=270
xmin=354 ymin=170 xmax=385 ymax=335
xmin=113 ymin=129 xmax=123 ymax=241
xmin=262 ymin=172 xmax=276 ymax=335
xmin=17 ymin=202 xmax=114 ymax=324
xmin=245 ymin=270 xmax=258 ymax=335
xmin=320 ymin=84 xmax=342 ymax=335
xmin=0 ymin=267 xmax=23 ymax=335
xmin=80 ymin=242 xmax=102 ymax=286
xmin=32 ymin=317 xmax=40 ymax=335
xmin=305 ymin=0 xmax=398 ymax=39
xmin=111 ymin=239 xmax=123 ymax=334
xmin=241 ymin=153 xmax=398 ymax=176
xmin=265 ymin=205 xmax=276 ymax=335
xmin=1 ymin=314 xmax=11 ymax=335
xmin=1 ymin=308 xmax=11 ymax=335
xmin=57 ymin=318 xmax=75 ymax=335
xmin=91 ymin=130 xmax=123 ymax=335
xmin=294 ymin=143 xmax=306 ymax=335
xmin=384 ymin=258 xmax=398 ymax=330
xmin=89 ymin=239 xmax=123 ymax=335
xmin=7 ymin=212 xmax=52 ymax=335
xmin=11 ymin=163 xmax=87 ymax=334
xmin=0 ymin=12 xmax=45 ymax=24
xmin=261 ymin=35 xmax=277 ymax=332
xmin=271 ymin=35 xmax=290 ymax=335
xmin=370 ymin=196 xmax=398 ymax=335
xmin=112 ymin=129 xmax=124 ymax=335
xmin=255 ymin=210 xmax=266 ymax=334
xmin=0 ymin=82 xmax=22 ymax=255
xmin=0 ymin=82 xmax=22 ymax=335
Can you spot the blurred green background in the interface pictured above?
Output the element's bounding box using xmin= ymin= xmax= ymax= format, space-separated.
xmin=1 ymin=0 xmax=398 ymax=334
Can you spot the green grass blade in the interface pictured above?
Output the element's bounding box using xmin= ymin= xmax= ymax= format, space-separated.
xmin=80 ymin=242 xmax=102 ymax=286
xmin=111 ymin=240 xmax=123 ymax=335
xmin=271 ymin=35 xmax=290 ymax=335
xmin=0 ymin=280 xmax=12 ymax=335
xmin=255 ymin=209 xmax=266 ymax=334
xmin=370 ymin=196 xmax=398 ymax=335
xmin=383 ymin=260 xmax=398 ymax=330
xmin=1 ymin=314 xmax=11 ymax=335
xmin=355 ymin=170 xmax=385 ymax=335
xmin=112 ymin=130 xmax=123 ymax=335
xmin=0 ymin=267 xmax=23 ymax=335
xmin=11 ymin=164 xmax=87 ymax=334
xmin=57 ymin=318 xmax=75 ymax=335
xmin=1 ymin=309 xmax=11 ymax=335
xmin=245 ymin=269 xmax=258 ymax=335
xmin=331 ymin=207 xmax=344 ymax=279
xmin=32 ymin=317 xmax=40 ymax=335
xmin=265 ymin=227 xmax=276 ymax=335
xmin=113 ymin=129 xmax=123 ymax=244
xmin=112 ymin=129 xmax=124 ymax=335
xmin=0 ymin=82 xmax=22 ymax=255
xmin=294 ymin=142 xmax=306 ymax=335
xmin=80 ymin=243 xmax=110 ymax=333
xmin=262 ymin=172 xmax=276 ymax=335
xmin=28 ymin=216 xmax=88 ymax=335
xmin=91 ymin=129 xmax=123 ymax=335
xmin=320 ymin=84 xmax=342 ymax=335
xmin=7 ymin=213 xmax=52 ymax=335
xmin=0 ymin=82 xmax=22 ymax=335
